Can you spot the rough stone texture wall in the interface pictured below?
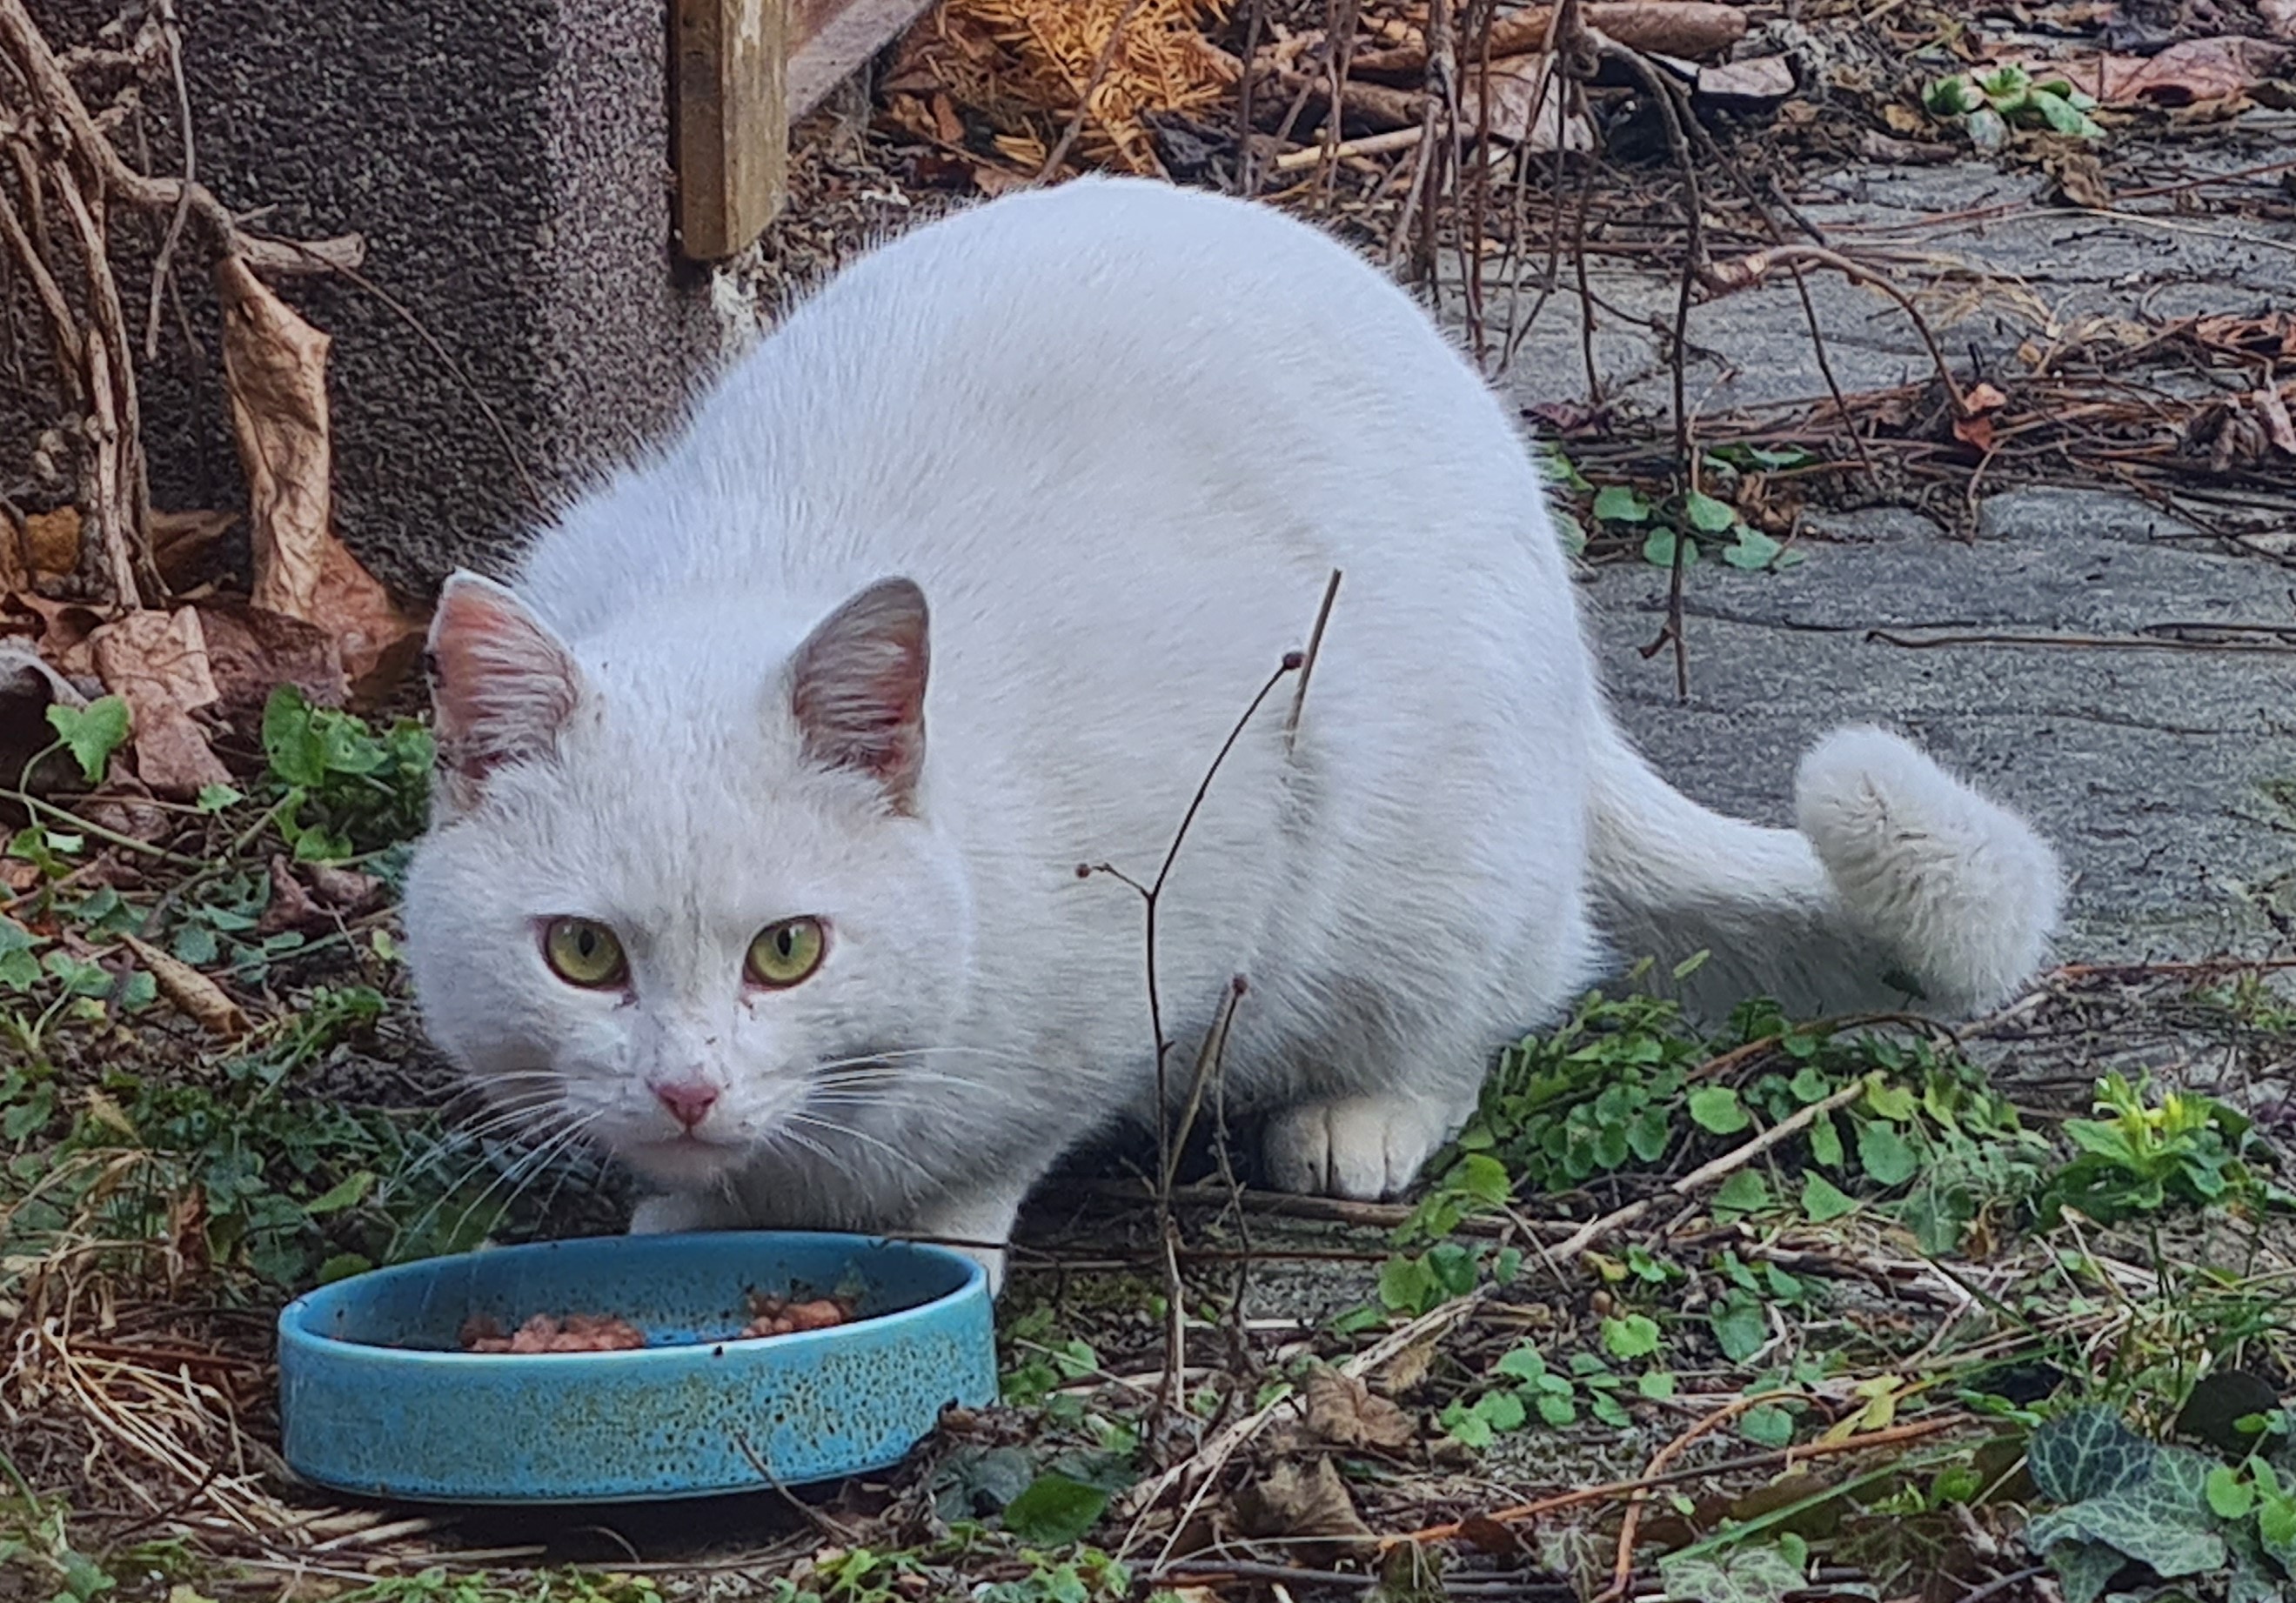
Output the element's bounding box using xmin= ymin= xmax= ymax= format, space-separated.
xmin=17 ymin=0 xmax=720 ymax=598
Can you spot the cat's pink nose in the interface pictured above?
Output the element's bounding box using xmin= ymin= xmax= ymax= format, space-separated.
xmin=651 ymin=1079 xmax=720 ymax=1130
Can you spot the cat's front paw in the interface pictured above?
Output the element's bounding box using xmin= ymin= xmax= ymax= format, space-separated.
xmin=1264 ymin=1096 xmax=1459 ymax=1200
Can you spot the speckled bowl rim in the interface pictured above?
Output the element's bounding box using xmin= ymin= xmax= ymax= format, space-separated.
xmin=276 ymin=1230 xmax=989 ymax=1375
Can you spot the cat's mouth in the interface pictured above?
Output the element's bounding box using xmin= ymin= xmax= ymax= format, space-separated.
xmin=618 ymin=1132 xmax=747 ymax=1186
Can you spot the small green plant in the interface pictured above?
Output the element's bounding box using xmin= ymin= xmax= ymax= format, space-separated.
xmin=2023 ymin=1404 xmax=2296 ymax=1603
xmin=1925 ymin=66 xmax=2103 ymax=149
xmin=1590 ymin=483 xmax=1802 ymax=572
xmin=1441 ymin=1339 xmax=1675 ymax=1446
xmin=2037 ymin=1074 xmax=2281 ymax=1227
xmin=338 ymin=1570 xmax=663 ymax=1603
xmin=40 ymin=696 xmax=131 ymax=787
xmin=259 ymin=684 xmax=434 ymax=865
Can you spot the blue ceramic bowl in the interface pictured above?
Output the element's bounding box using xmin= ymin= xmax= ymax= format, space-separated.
xmin=277 ymin=1231 xmax=997 ymax=1504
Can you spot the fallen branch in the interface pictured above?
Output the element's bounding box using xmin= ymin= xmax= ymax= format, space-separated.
xmin=1543 ymin=1073 xmax=1876 ymax=1264
xmin=1383 ymin=1415 xmax=1967 ymax=1549
xmin=0 ymin=0 xmax=363 ymax=278
xmin=1700 ymin=244 xmax=1968 ymax=414
xmin=1348 ymin=2 xmax=1748 ymax=77
xmin=1594 ymin=1395 xmax=1768 ymax=1601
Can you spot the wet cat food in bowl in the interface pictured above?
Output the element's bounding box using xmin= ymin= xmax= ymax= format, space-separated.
xmin=277 ymin=1232 xmax=995 ymax=1504
xmin=451 ymin=1292 xmax=853 ymax=1353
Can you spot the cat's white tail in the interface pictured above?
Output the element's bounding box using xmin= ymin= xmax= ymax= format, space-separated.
xmin=1583 ymin=719 xmax=2062 ymax=1020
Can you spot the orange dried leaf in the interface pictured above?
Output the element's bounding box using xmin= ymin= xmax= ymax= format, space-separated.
xmin=216 ymin=257 xmax=424 ymax=692
xmin=120 ymin=931 xmax=251 ymax=1040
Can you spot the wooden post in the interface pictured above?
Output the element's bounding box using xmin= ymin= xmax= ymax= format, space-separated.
xmin=673 ymin=0 xmax=788 ymax=260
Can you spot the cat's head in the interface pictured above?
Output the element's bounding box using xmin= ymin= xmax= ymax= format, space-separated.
xmin=400 ymin=573 xmax=974 ymax=1198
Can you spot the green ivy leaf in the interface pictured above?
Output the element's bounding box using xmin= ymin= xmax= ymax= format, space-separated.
xmin=1639 ymin=1370 xmax=1677 ymax=1399
xmin=1641 ymin=527 xmax=1702 ymax=570
xmin=2207 ymin=1465 xmax=2258 ymax=1520
xmin=1864 ymin=1080 xmax=1918 ymax=1123
xmin=1857 ymin=1122 xmax=1919 ymax=1186
xmin=2027 ymin=1406 xmax=2155 ymax=1504
xmin=1377 ymin=1254 xmax=1437 ymax=1313
xmin=2042 ymin=1540 xmax=2130 ymax=1603
xmin=1454 ymin=1152 xmax=1514 ymax=1208
xmin=1712 ymin=1169 xmax=1771 ymax=1214
xmin=1533 ymin=1391 xmax=1576 ymax=1427
xmin=1684 ymin=491 xmax=1738 ymax=533
xmin=1710 ymin=1292 xmax=1768 ymax=1363
xmin=1593 ymin=485 xmax=1650 ymax=523
xmin=1443 ymin=1399 xmax=1495 ymax=1448
xmin=1801 ymin=1172 xmax=1858 ymax=1222
xmin=2035 ymin=88 xmax=2103 ymax=139
xmin=1627 ymin=1104 xmax=1673 ymax=1163
xmin=1658 ymin=1543 xmax=1805 ymax=1603
xmin=1474 ymin=1390 xmax=1528 ymax=1433
xmin=1496 ymin=1343 xmax=1548 ymax=1382
xmin=305 ymin=1171 xmax=376 ymax=1216
xmin=1723 ymin=528 xmax=1786 ymax=571
xmin=1808 ymin=1112 xmax=1844 ymax=1169
xmin=1001 ymin=1473 xmax=1111 ymax=1545
xmin=1688 ymin=1086 xmax=1750 ymax=1135
xmin=1740 ymin=1404 xmax=1797 ymax=1448
xmin=1603 ymin=1313 xmax=1662 ymax=1360
xmin=45 ymin=697 xmax=131 ymax=786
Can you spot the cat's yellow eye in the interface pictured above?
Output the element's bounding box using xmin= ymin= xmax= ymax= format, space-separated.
xmin=542 ymin=918 xmax=627 ymax=988
xmin=746 ymin=917 xmax=826 ymax=989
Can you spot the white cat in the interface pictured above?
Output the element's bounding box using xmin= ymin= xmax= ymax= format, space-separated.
xmin=401 ymin=177 xmax=2060 ymax=1290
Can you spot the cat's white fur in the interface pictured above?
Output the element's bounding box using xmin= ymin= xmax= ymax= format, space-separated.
xmin=401 ymin=177 xmax=2061 ymax=1288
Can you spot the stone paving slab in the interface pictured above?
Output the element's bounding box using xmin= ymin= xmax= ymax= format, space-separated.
xmin=1469 ymin=158 xmax=2296 ymax=964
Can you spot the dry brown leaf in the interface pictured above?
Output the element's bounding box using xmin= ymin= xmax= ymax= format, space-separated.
xmin=2045 ymin=148 xmax=2113 ymax=209
xmin=23 ymin=506 xmax=81 ymax=578
xmin=305 ymin=860 xmax=385 ymax=914
xmin=2190 ymin=311 xmax=2296 ymax=360
xmin=1303 ymin=1365 xmax=1415 ymax=1451
xmin=1462 ymin=55 xmax=1594 ymax=151
xmin=1697 ymin=55 xmax=1797 ymax=113
xmin=218 ymin=257 xmax=331 ymax=622
xmin=150 ymin=509 xmax=238 ymax=593
xmin=3 ymin=591 xmax=104 ymax=680
xmin=2259 ymin=385 xmax=2296 ymax=457
xmin=216 ymin=257 xmax=423 ymax=691
xmin=1994 ymin=37 xmax=2288 ymax=105
xmin=258 ymin=855 xmax=325 ymax=938
xmin=1229 ymin=1458 xmax=1374 ymax=1553
xmin=120 ymin=931 xmax=250 ymax=1040
xmin=1864 ymin=130 xmax=1958 ymax=164
xmin=88 ymin=606 xmax=232 ymax=800
xmin=191 ymin=600 xmax=350 ymax=722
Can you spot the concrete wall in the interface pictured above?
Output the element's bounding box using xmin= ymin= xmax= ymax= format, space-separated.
xmin=20 ymin=0 xmax=723 ymax=598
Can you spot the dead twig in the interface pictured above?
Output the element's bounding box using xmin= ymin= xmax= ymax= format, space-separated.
xmin=1593 ymin=1394 xmax=1768 ymax=1601
xmin=0 ymin=0 xmax=363 ymax=278
xmin=1386 ymin=1414 xmax=1966 ymax=1548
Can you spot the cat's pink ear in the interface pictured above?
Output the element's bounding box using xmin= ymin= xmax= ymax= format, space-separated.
xmin=426 ymin=572 xmax=583 ymax=808
xmin=790 ymin=577 xmax=929 ymax=812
